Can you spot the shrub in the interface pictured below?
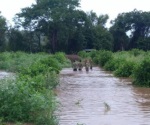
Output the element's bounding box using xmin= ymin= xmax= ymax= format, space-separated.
xmin=93 ymin=55 xmax=100 ymax=65
xmin=53 ymin=52 xmax=71 ymax=68
xmin=54 ymin=52 xmax=66 ymax=64
xmin=0 ymin=78 xmax=57 ymax=125
xmin=129 ymin=49 xmax=144 ymax=56
xmin=78 ymin=51 xmax=89 ymax=58
xmin=89 ymin=50 xmax=97 ymax=59
xmin=39 ymin=57 xmax=61 ymax=72
xmin=114 ymin=60 xmax=135 ymax=77
xmin=97 ymin=50 xmax=113 ymax=67
xmin=19 ymin=57 xmax=61 ymax=77
xmin=0 ymin=52 xmax=48 ymax=72
xmin=133 ymin=57 xmax=150 ymax=86
xmin=104 ymin=56 xmax=127 ymax=71
xmin=104 ymin=58 xmax=116 ymax=71
xmin=0 ymin=52 xmax=70 ymax=125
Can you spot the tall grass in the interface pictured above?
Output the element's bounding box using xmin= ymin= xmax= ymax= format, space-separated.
xmin=0 ymin=52 xmax=48 ymax=72
xmin=0 ymin=52 xmax=70 ymax=125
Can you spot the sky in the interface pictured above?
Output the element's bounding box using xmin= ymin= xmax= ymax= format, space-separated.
xmin=0 ymin=0 xmax=149 ymax=26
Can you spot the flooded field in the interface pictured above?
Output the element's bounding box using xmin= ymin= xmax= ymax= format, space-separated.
xmin=56 ymin=67 xmax=150 ymax=125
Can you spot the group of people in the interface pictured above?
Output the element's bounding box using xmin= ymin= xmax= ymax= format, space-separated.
xmin=72 ymin=59 xmax=93 ymax=72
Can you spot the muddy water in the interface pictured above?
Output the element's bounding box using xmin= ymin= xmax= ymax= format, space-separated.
xmin=56 ymin=67 xmax=150 ymax=125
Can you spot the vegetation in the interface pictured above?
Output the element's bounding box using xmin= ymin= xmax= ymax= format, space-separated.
xmin=80 ymin=49 xmax=150 ymax=87
xmin=0 ymin=1 xmax=149 ymax=123
xmin=0 ymin=52 xmax=70 ymax=125
xmin=1 ymin=0 xmax=149 ymax=53
xmin=110 ymin=9 xmax=150 ymax=51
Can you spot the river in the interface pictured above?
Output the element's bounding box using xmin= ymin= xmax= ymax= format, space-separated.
xmin=56 ymin=67 xmax=150 ymax=125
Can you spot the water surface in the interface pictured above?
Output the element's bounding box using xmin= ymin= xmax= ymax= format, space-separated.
xmin=56 ymin=67 xmax=150 ymax=125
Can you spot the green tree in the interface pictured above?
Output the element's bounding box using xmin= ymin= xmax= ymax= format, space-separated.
xmin=84 ymin=11 xmax=113 ymax=50
xmin=13 ymin=1 xmax=114 ymax=53
xmin=0 ymin=12 xmax=7 ymax=51
xmin=110 ymin=25 xmax=129 ymax=51
xmin=94 ymin=26 xmax=113 ymax=50
xmin=15 ymin=0 xmax=83 ymax=53
xmin=110 ymin=9 xmax=150 ymax=51
xmin=137 ymin=37 xmax=150 ymax=50
xmin=7 ymin=28 xmax=25 ymax=51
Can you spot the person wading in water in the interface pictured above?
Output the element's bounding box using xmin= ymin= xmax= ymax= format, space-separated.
xmin=85 ymin=59 xmax=90 ymax=72
xmin=78 ymin=60 xmax=83 ymax=71
xmin=89 ymin=58 xmax=93 ymax=70
xmin=72 ymin=60 xmax=78 ymax=71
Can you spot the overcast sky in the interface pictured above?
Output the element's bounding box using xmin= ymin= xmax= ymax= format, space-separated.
xmin=0 ymin=0 xmax=149 ymax=26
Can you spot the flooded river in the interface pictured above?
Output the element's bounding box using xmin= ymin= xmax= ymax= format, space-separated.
xmin=56 ymin=67 xmax=150 ymax=125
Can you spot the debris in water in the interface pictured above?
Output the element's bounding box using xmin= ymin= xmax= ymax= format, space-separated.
xmin=104 ymin=102 xmax=111 ymax=112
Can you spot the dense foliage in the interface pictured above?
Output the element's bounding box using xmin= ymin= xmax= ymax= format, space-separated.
xmin=0 ymin=12 xmax=7 ymax=51
xmin=0 ymin=1 xmax=110 ymax=53
xmin=0 ymin=52 xmax=70 ymax=125
xmin=1 ymin=1 xmax=150 ymax=53
xmin=110 ymin=9 xmax=150 ymax=51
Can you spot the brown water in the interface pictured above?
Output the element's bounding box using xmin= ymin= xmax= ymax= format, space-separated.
xmin=56 ymin=67 xmax=150 ymax=125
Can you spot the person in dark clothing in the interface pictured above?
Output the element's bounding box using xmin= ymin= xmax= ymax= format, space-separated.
xmin=72 ymin=60 xmax=78 ymax=71
xmin=78 ymin=60 xmax=83 ymax=71
xmin=85 ymin=60 xmax=90 ymax=72
xmin=89 ymin=59 xmax=93 ymax=70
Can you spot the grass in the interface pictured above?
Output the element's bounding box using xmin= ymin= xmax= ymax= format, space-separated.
xmin=0 ymin=52 xmax=71 ymax=125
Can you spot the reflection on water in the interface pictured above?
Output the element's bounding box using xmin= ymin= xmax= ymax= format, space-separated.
xmin=56 ymin=67 xmax=150 ymax=125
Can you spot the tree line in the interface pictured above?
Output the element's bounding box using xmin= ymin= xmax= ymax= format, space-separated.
xmin=0 ymin=0 xmax=150 ymax=53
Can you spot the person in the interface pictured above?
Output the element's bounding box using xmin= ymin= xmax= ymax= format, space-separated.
xmin=89 ymin=58 xmax=93 ymax=70
xmin=85 ymin=59 xmax=90 ymax=72
xmin=72 ymin=60 xmax=78 ymax=71
xmin=78 ymin=60 xmax=83 ymax=71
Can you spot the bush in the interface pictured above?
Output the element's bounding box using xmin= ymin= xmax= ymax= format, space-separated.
xmin=0 ymin=52 xmax=70 ymax=125
xmin=39 ymin=57 xmax=61 ymax=72
xmin=133 ymin=57 xmax=150 ymax=86
xmin=0 ymin=52 xmax=49 ymax=72
xmin=18 ymin=57 xmax=61 ymax=78
xmin=104 ymin=58 xmax=117 ymax=71
xmin=0 ymin=78 xmax=57 ymax=125
xmin=54 ymin=52 xmax=66 ymax=64
xmin=89 ymin=50 xmax=97 ymax=59
xmin=53 ymin=52 xmax=71 ymax=68
xmin=78 ymin=51 xmax=90 ymax=58
xmin=97 ymin=50 xmax=113 ymax=67
xmin=93 ymin=55 xmax=100 ymax=65
xmin=114 ymin=60 xmax=135 ymax=77
xmin=129 ymin=49 xmax=144 ymax=56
